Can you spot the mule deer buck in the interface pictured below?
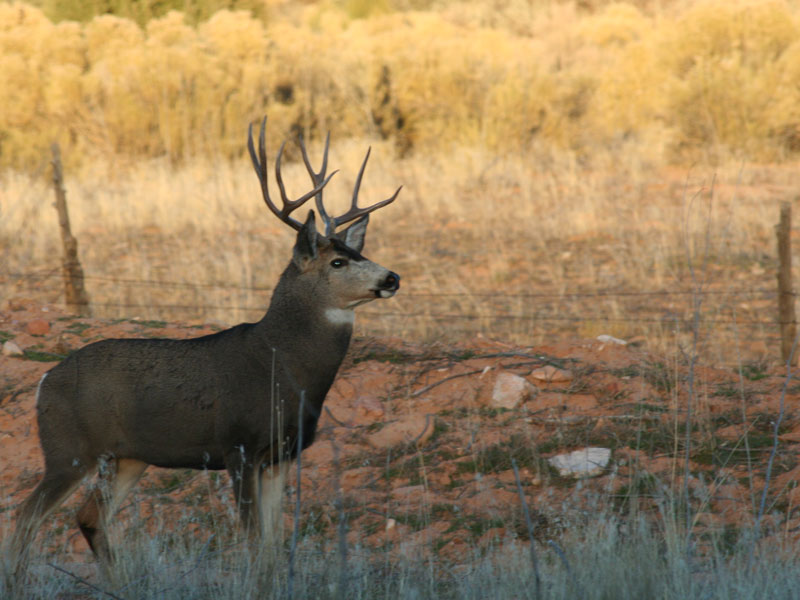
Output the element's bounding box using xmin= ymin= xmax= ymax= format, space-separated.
xmin=9 ymin=118 xmax=401 ymax=568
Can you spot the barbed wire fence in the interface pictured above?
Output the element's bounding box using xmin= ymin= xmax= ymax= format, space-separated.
xmin=4 ymin=149 xmax=796 ymax=368
xmin=3 ymin=268 xmax=791 ymax=326
xmin=4 ymin=200 xmax=795 ymax=363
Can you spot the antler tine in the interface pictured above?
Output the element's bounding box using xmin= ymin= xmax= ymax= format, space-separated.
xmin=298 ymin=132 xmax=335 ymax=234
xmin=247 ymin=117 xmax=336 ymax=232
xmin=248 ymin=119 xmax=288 ymax=226
xmin=329 ymin=147 xmax=402 ymax=236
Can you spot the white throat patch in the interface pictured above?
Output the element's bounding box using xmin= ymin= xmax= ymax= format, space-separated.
xmin=325 ymin=308 xmax=355 ymax=326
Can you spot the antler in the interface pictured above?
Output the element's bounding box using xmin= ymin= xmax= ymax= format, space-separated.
xmin=247 ymin=117 xmax=336 ymax=231
xmin=249 ymin=116 xmax=402 ymax=236
xmin=297 ymin=131 xmax=333 ymax=230
xmin=300 ymin=140 xmax=403 ymax=237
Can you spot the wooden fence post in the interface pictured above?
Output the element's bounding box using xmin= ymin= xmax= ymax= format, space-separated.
xmin=51 ymin=143 xmax=91 ymax=316
xmin=776 ymin=201 xmax=795 ymax=363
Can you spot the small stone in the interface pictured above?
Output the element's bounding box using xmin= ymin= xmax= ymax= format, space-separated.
xmin=531 ymin=365 xmax=573 ymax=383
xmin=2 ymin=341 xmax=23 ymax=357
xmin=548 ymin=447 xmax=611 ymax=478
xmin=597 ymin=334 xmax=627 ymax=345
xmin=26 ymin=319 xmax=51 ymax=336
xmin=491 ymin=372 xmax=537 ymax=409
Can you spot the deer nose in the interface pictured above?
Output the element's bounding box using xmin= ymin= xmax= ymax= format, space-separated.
xmin=382 ymin=271 xmax=400 ymax=291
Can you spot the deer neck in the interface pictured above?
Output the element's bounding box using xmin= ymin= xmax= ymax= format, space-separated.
xmin=255 ymin=265 xmax=353 ymax=396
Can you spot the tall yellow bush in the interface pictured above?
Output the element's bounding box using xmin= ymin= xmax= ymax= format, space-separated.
xmin=2 ymin=0 xmax=800 ymax=170
xmin=660 ymin=0 xmax=799 ymax=160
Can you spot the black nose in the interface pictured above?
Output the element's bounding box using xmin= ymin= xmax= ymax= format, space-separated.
xmin=382 ymin=271 xmax=400 ymax=290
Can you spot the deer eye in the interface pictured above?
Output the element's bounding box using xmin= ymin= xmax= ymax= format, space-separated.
xmin=330 ymin=258 xmax=348 ymax=269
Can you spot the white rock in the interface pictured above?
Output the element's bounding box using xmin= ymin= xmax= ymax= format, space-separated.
xmin=596 ymin=334 xmax=627 ymax=346
xmin=2 ymin=340 xmax=23 ymax=357
xmin=548 ymin=447 xmax=611 ymax=478
xmin=491 ymin=372 xmax=537 ymax=409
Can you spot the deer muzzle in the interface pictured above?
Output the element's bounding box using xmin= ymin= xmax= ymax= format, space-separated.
xmin=376 ymin=271 xmax=400 ymax=298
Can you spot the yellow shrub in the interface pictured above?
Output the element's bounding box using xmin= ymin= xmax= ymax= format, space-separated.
xmin=2 ymin=1 xmax=800 ymax=170
xmin=84 ymin=14 xmax=144 ymax=64
xmin=0 ymin=3 xmax=85 ymax=168
xmin=768 ymin=40 xmax=800 ymax=155
xmin=577 ymin=2 xmax=651 ymax=47
xmin=660 ymin=0 xmax=798 ymax=159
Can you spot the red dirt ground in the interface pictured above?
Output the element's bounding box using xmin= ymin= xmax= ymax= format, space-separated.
xmin=2 ymin=299 xmax=800 ymax=565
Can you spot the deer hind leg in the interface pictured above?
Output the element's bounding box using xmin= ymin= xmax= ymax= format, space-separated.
xmin=75 ymin=458 xmax=147 ymax=563
xmin=257 ymin=462 xmax=287 ymax=542
xmin=10 ymin=466 xmax=86 ymax=570
xmin=225 ymin=449 xmax=260 ymax=535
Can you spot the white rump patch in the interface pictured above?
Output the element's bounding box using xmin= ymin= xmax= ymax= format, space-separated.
xmin=35 ymin=372 xmax=48 ymax=402
xmin=325 ymin=308 xmax=355 ymax=326
xmin=378 ymin=289 xmax=396 ymax=298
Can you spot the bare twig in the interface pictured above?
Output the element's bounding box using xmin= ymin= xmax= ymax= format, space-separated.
xmin=755 ymin=330 xmax=800 ymax=534
xmin=288 ymin=392 xmax=305 ymax=600
xmin=732 ymin=307 xmax=757 ymax=515
xmin=149 ymin=534 xmax=216 ymax=596
xmin=411 ymin=414 xmax=433 ymax=445
xmin=48 ymin=562 xmax=126 ymax=600
xmin=323 ymin=405 xmax=352 ymax=429
xmin=411 ymin=369 xmax=484 ymax=397
xmin=548 ymin=540 xmax=585 ymax=600
xmin=681 ymin=174 xmax=714 ymax=555
xmin=332 ymin=440 xmax=348 ymax=600
xmin=511 ymin=458 xmax=541 ymax=597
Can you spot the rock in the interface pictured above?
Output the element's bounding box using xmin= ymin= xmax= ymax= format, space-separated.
xmin=340 ymin=467 xmax=375 ymax=488
xmin=548 ymin=447 xmax=611 ymax=478
xmin=26 ymin=319 xmax=50 ymax=336
xmin=368 ymin=414 xmax=433 ymax=448
xmin=491 ymin=372 xmax=537 ymax=409
xmin=531 ymin=365 xmax=573 ymax=383
xmin=437 ymin=536 xmax=471 ymax=562
xmin=354 ymin=396 xmax=385 ymax=422
xmin=2 ymin=341 xmax=23 ymax=357
xmin=392 ymin=484 xmax=426 ymax=501
xmin=462 ymin=487 xmax=519 ymax=516
xmin=5 ymin=298 xmax=34 ymax=311
xmin=597 ymin=334 xmax=627 ymax=345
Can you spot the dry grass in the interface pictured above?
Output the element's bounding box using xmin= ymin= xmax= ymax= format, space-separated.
xmin=2 ymin=138 xmax=796 ymax=365
xmin=2 ymin=463 xmax=800 ymax=599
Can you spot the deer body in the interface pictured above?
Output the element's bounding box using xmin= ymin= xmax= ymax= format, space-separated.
xmin=10 ymin=118 xmax=401 ymax=568
xmin=37 ymin=300 xmax=344 ymax=472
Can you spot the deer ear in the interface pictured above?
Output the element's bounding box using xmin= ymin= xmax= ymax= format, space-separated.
xmin=293 ymin=211 xmax=318 ymax=269
xmin=339 ymin=214 xmax=369 ymax=253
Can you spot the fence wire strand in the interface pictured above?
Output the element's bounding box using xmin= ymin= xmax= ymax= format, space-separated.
xmin=2 ymin=271 xmax=790 ymax=327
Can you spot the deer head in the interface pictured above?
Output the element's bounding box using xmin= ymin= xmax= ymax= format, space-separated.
xmin=247 ymin=118 xmax=401 ymax=318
